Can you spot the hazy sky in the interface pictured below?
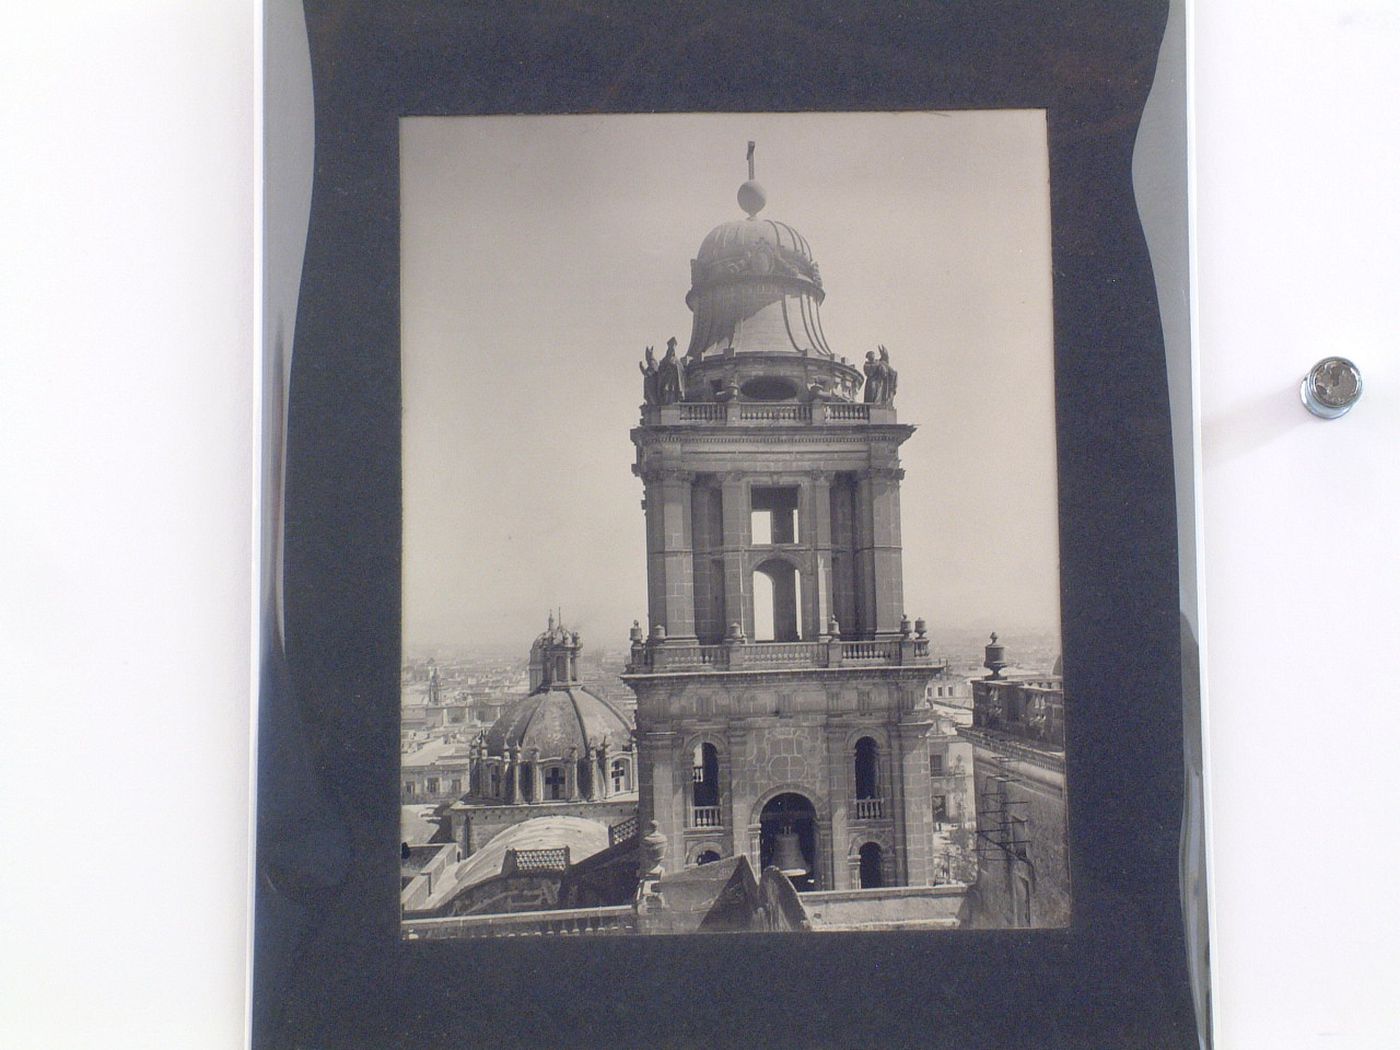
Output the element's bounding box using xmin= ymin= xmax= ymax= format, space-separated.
xmin=402 ymin=112 xmax=1060 ymax=652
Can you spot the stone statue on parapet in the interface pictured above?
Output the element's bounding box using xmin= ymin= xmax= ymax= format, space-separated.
xmin=862 ymin=345 xmax=897 ymax=405
xmin=878 ymin=344 xmax=897 ymax=402
xmin=639 ymin=345 xmax=659 ymax=406
xmin=655 ymin=336 xmax=685 ymax=404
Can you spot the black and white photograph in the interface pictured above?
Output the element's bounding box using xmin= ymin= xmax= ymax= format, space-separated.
xmin=398 ymin=113 xmax=1068 ymax=937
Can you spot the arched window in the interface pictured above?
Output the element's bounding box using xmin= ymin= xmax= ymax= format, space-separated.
xmin=692 ymin=743 xmax=719 ymax=806
xmin=753 ymin=558 xmax=801 ymax=641
xmin=610 ymin=758 xmax=629 ymax=794
xmin=696 ymin=850 xmax=721 ymax=866
xmin=544 ymin=765 xmax=566 ymax=800
xmin=859 ymin=842 xmax=884 ymax=888
xmin=854 ymin=737 xmax=880 ymax=800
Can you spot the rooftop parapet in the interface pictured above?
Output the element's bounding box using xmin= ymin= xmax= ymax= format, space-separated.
xmin=639 ymin=400 xmax=898 ymax=427
xmin=624 ymin=635 xmax=940 ymax=675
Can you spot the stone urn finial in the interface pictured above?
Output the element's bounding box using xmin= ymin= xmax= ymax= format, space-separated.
xmin=640 ymin=820 xmax=667 ymax=878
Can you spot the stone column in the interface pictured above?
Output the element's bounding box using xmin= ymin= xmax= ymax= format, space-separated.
xmin=803 ymin=473 xmax=834 ymax=640
xmin=896 ymin=719 xmax=936 ymax=886
xmin=644 ymin=471 xmax=697 ymax=641
xmin=585 ymin=746 xmax=599 ymax=801
xmin=719 ymin=474 xmax=750 ymax=638
xmin=690 ymin=481 xmax=724 ymax=644
xmin=507 ymin=747 xmax=520 ymax=803
xmin=855 ymin=466 xmax=906 ymax=638
xmin=641 ymin=728 xmax=684 ymax=867
xmin=826 ymin=725 xmax=852 ymax=889
xmin=525 ymin=748 xmax=540 ymax=803
xmin=888 ymin=725 xmax=908 ymax=885
xmin=566 ymin=746 xmax=580 ymax=801
xmin=726 ymin=723 xmax=749 ymax=860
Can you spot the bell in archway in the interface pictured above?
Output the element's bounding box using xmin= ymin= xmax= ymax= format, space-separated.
xmin=771 ymin=824 xmax=808 ymax=877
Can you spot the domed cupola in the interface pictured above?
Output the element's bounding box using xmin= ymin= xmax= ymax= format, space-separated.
xmin=486 ymin=613 xmax=633 ymax=763
xmin=678 ymin=144 xmax=862 ymax=404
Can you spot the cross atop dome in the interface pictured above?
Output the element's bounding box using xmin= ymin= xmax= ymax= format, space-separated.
xmin=738 ymin=140 xmax=766 ymax=218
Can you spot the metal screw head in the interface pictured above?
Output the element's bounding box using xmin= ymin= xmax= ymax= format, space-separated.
xmin=1301 ymin=357 xmax=1363 ymax=419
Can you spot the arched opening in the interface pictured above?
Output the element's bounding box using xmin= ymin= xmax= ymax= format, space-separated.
xmin=753 ymin=558 xmax=801 ymax=641
xmin=695 ymin=850 xmax=721 ymax=866
xmin=691 ymin=743 xmax=720 ymax=826
xmin=692 ymin=743 xmax=719 ymax=804
xmin=610 ymin=758 xmax=629 ymax=794
xmin=858 ymin=842 xmax=884 ymax=888
xmin=759 ymin=792 xmax=818 ymax=892
xmin=854 ymin=737 xmax=880 ymax=799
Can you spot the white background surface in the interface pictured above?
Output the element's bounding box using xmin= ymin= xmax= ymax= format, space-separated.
xmin=1194 ymin=3 xmax=1400 ymax=1047
xmin=1 ymin=2 xmax=1397 ymax=1047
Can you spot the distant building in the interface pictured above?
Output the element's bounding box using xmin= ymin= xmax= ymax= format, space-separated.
xmin=400 ymin=617 xmax=641 ymax=921
xmin=962 ymin=633 xmax=1069 ymax=927
xmin=926 ymin=676 xmax=972 ymax=709
xmin=400 ymin=737 xmax=473 ymax=803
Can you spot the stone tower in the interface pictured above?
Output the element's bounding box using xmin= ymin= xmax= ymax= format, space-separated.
xmin=623 ymin=156 xmax=959 ymax=892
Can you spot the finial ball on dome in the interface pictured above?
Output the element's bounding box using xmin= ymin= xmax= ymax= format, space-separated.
xmin=737 ymin=179 xmax=767 ymax=218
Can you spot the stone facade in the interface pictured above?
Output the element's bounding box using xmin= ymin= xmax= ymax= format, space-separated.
xmin=622 ymin=169 xmax=971 ymax=911
xmin=963 ymin=651 xmax=1069 ymax=927
xmin=964 ymin=730 xmax=1069 ymax=928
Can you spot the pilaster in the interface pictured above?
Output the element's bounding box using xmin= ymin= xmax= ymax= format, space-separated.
xmin=856 ymin=466 xmax=906 ymax=638
xmin=897 ymin=720 xmax=936 ymax=886
xmin=826 ymin=725 xmax=851 ymax=890
xmin=719 ymin=474 xmax=750 ymax=637
xmin=644 ymin=470 xmax=698 ymax=641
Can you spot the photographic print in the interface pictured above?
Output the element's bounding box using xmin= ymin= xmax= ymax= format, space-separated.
xmin=397 ymin=113 xmax=1068 ymax=937
xmin=259 ymin=4 xmax=1203 ymax=1045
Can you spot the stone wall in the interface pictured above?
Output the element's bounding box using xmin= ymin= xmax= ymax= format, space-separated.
xmin=457 ymin=799 xmax=635 ymax=855
xmin=968 ymin=741 xmax=1070 ymax=928
xmin=630 ymin=667 xmax=963 ymax=891
xmin=802 ymin=884 xmax=968 ymax=929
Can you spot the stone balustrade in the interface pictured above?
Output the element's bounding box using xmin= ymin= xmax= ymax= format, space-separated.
xmin=643 ymin=401 xmax=895 ymax=426
xmin=689 ymin=805 xmax=723 ymax=828
xmin=627 ymin=636 xmax=940 ymax=674
xmin=853 ymin=797 xmax=885 ymax=820
xmin=402 ymin=905 xmax=637 ymax=940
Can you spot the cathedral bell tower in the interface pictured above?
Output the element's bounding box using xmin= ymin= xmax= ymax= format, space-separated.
xmin=624 ymin=149 xmax=957 ymax=893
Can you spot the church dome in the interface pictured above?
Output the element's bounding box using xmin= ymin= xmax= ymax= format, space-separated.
xmin=683 ymin=169 xmax=833 ymax=362
xmin=492 ymin=612 xmax=633 ymax=761
xmin=693 ymin=216 xmax=817 ymax=273
xmin=483 ymin=685 xmax=631 ymax=762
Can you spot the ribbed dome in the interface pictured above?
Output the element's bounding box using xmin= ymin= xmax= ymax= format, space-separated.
xmin=694 ymin=217 xmax=815 ymax=269
xmin=685 ymin=209 xmax=832 ymax=361
xmin=484 ymin=686 xmax=631 ymax=761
